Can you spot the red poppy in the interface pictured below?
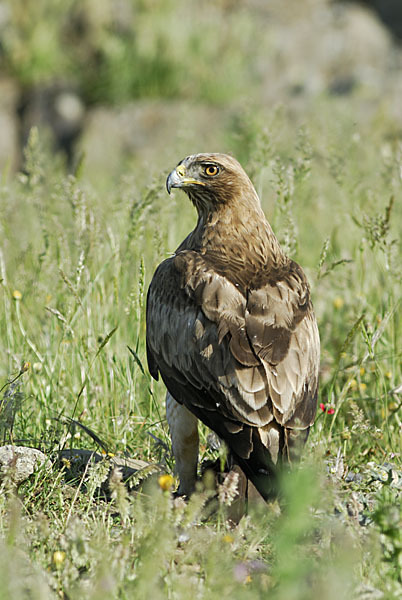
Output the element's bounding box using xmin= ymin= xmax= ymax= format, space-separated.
xmin=319 ymin=403 xmax=335 ymax=415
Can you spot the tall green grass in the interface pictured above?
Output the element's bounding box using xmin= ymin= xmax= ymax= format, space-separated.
xmin=0 ymin=98 xmax=401 ymax=598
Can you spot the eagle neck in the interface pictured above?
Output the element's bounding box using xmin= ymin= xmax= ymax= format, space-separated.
xmin=192 ymin=198 xmax=286 ymax=271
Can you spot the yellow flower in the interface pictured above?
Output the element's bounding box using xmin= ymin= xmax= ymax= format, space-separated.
xmin=33 ymin=362 xmax=43 ymax=372
xmin=12 ymin=290 xmax=22 ymax=300
xmin=385 ymin=371 xmax=392 ymax=380
xmin=158 ymin=474 xmax=174 ymax=491
xmin=333 ymin=297 xmax=344 ymax=310
xmin=223 ymin=534 xmax=234 ymax=544
xmin=52 ymin=551 xmax=66 ymax=568
xmin=244 ymin=575 xmax=252 ymax=584
xmin=359 ymin=383 xmax=367 ymax=393
xmin=359 ymin=367 xmax=365 ymax=376
xmin=349 ymin=379 xmax=357 ymax=391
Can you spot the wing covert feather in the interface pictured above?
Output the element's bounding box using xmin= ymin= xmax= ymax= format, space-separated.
xmin=147 ymin=252 xmax=319 ymax=432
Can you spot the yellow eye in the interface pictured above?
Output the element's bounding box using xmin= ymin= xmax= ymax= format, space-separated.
xmin=204 ymin=164 xmax=219 ymax=177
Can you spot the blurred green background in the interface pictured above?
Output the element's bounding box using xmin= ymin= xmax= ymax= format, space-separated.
xmin=1 ymin=0 xmax=402 ymax=181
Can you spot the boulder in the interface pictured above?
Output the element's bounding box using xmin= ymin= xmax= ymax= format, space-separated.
xmin=0 ymin=445 xmax=51 ymax=485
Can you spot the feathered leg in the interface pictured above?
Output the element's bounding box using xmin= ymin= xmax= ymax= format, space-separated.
xmin=166 ymin=391 xmax=199 ymax=496
xmin=283 ymin=426 xmax=310 ymax=464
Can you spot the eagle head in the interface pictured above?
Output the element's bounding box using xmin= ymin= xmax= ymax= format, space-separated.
xmin=166 ymin=153 xmax=258 ymax=213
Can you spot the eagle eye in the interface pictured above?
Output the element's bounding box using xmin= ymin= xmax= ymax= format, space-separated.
xmin=204 ymin=164 xmax=219 ymax=177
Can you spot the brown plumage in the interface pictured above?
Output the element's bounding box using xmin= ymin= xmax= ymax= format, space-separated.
xmin=146 ymin=153 xmax=320 ymax=500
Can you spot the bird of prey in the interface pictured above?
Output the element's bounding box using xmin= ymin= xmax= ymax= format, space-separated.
xmin=146 ymin=153 xmax=320 ymax=500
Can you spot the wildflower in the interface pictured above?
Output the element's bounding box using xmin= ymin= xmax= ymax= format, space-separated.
xmin=359 ymin=382 xmax=367 ymax=393
xmin=12 ymin=290 xmax=22 ymax=300
xmin=158 ymin=474 xmax=174 ymax=491
xmin=177 ymin=531 xmax=190 ymax=544
xmin=33 ymin=362 xmax=42 ymax=372
xmin=359 ymin=367 xmax=365 ymax=376
xmin=21 ymin=362 xmax=30 ymax=373
xmin=223 ymin=534 xmax=234 ymax=544
xmin=52 ymin=551 xmax=66 ymax=568
xmin=233 ymin=561 xmax=264 ymax=584
xmin=349 ymin=379 xmax=358 ymax=391
xmin=333 ymin=297 xmax=344 ymax=310
xmin=385 ymin=371 xmax=392 ymax=379
xmin=61 ymin=458 xmax=71 ymax=469
xmin=319 ymin=403 xmax=335 ymax=415
xmin=233 ymin=563 xmax=249 ymax=583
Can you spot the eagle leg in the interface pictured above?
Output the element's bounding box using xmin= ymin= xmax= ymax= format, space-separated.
xmin=166 ymin=391 xmax=199 ymax=497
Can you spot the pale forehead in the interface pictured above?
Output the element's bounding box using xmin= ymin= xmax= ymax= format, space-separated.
xmin=179 ymin=153 xmax=242 ymax=170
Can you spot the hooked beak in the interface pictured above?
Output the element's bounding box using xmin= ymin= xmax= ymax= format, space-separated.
xmin=166 ymin=169 xmax=183 ymax=194
xmin=166 ymin=165 xmax=205 ymax=194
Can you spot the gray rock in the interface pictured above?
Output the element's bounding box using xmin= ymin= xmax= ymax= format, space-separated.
xmin=58 ymin=448 xmax=161 ymax=492
xmin=0 ymin=445 xmax=51 ymax=485
xmin=256 ymin=0 xmax=394 ymax=102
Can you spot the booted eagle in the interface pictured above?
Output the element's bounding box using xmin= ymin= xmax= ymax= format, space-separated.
xmin=146 ymin=153 xmax=320 ymax=500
